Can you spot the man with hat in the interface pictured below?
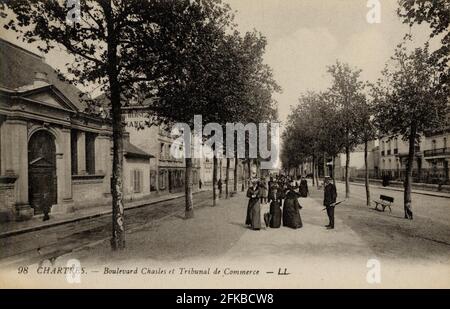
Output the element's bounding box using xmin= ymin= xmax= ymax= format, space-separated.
xmin=323 ymin=176 xmax=337 ymax=230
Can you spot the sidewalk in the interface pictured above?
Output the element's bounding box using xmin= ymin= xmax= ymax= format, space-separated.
xmin=338 ymin=180 xmax=450 ymax=199
xmin=0 ymin=188 xmax=211 ymax=239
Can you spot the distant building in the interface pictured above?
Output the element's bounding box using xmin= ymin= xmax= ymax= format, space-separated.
xmin=123 ymin=113 xmax=201 ymax=194
xmin=379 ymin=120 xmax=450 ymax=183
xmin=334 ymin=141 xmax=380 ymax=180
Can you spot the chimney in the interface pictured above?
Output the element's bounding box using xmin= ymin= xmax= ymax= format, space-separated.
xmin=33 ymin=71 xmax=49 ymax=87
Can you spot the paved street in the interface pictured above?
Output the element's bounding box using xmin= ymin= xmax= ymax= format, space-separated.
xmin=0 ymin=191 xmax=212 ymax=267
xmin=2 ymin=180 xmax=447 ymax=288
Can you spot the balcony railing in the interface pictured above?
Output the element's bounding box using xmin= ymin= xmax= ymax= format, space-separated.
xmin=424 ymin=147 xmax=450 ymax=157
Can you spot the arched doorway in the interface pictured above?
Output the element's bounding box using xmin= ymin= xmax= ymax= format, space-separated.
xmin=28 ymin=130 xmax=57 ymax=215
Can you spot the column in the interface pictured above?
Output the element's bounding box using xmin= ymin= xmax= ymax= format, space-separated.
xmin=3 ymin=118 xmax=31 ymax=220
xmin=97 ymin=134 xmax=112 ymax=196
xmin=60 ymin=127 xmax=73 ymax=204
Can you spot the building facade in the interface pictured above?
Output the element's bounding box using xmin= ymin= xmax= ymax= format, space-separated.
xmin=0 ymin=39 xmax=113 ymax=222
xmin=124 ymin=113 xmax=202 ymax=194
xmin=0 ymin=39 xmax=152 ymax=222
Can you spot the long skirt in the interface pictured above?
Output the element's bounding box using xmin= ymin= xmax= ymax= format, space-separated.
xmin=246 ymin=199 xmax=261 ymax=230
xmin=283 ymin=202 xmax=303 ymax=229
xmin=269 ymin=203 xmax=282 ymax=228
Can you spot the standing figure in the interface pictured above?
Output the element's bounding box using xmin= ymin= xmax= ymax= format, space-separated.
xmin=323 ymin=176 xmax=337 ymax=229
xmin=265 ymin=185 xmax=282 ymax=228
xmin=259 ymin=178 xmax=268 ymax=204
xmin=268 ymin=177 xmax=275 ymax=198
xmin=218 ymin=179 xmax=223 ymax=198
xmin=282 ymin=185 xmax=303 ymax=229
xmin=299 ymin=177 xmax=309 ymax=197
xmin=246 ymin=179 xmax=261 ymax=230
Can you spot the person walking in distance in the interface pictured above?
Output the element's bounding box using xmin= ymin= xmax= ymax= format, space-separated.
xmin=323 ymin=176 xmax=337 ymax=230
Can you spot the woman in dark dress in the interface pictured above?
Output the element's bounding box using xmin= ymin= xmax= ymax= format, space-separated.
xmin=299 ymin=177 xmax=309 ymax=197
xmin=283 ymin=186 xmax=303 ymax=229
xmin=246 ymin=179 xmax=261 ymax=230
xmin=268 ymin=185 xmax=282 ymax=228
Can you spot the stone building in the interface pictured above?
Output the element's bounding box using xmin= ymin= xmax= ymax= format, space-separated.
xmin=123 ymin=112 xmax=201 ymax=194
xmin=0 ymin=39 xmax=113 ymax=221
xmin=0 ymin=39 xmax=152 ymax=222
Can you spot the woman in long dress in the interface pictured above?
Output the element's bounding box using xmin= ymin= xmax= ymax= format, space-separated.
xmin=246 ymin=179 xmax=261 ymax=230
xmin=268 ymin=185 xmax=282 ymax=228
xmin=283 ymin=186 xmax=303 ymax=229
xmin=299 ymin=177 xmax=309 ymax=197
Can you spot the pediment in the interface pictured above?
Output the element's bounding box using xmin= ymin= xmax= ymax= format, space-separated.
xmin=20 ymin=85 xmax=79 ymax=113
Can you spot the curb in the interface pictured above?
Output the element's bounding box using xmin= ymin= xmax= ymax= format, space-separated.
xmin=341 ymin=181 xmax=450 ymax=199
xmin=0 ymin=190 xmax=211 ymax=239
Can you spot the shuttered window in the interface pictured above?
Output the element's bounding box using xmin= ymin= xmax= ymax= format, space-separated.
xmin=132 ymin=169 xmax=143 ymax=193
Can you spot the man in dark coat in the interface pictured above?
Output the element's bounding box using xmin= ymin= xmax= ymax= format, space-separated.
xmin=323 ymin=176 xmax=337 ymax=229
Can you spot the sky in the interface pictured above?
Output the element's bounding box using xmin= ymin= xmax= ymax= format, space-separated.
xmin=224 ymin=0 xmax=440 ymax=127
xmin=0 ymin=0 xmax=440 ymax=127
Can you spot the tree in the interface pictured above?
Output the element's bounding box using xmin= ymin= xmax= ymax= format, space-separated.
xmin=398 ymin=0 xmax=450 ymax=89
xmin=372 ymin=42 xmax=448 ymax=219
xmin=327 ymin=61 xmax=366 ymax=198
xmin=2 ymin=0 xmax=232 ymax=248
xmin=356 ymin=97 xmax=377 ymax=206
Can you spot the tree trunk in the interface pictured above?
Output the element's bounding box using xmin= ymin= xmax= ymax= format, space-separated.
xmin=315 ymin=160 xmax=319 ymax=187
xmin=106 ymin=11 xmax=125 ymax=250
xmin=225 ymin=158 xmax=230 ymax=198
xmin=364 ymin=140 xmax=370 ymax=207
xmin=213 ymin=154 xmax=218 ymax=206
xmin=241 ymin=162 xmax=245 ymax=192
xmin=323 ymin=153 xmax=327 ymax=177
xmin=332 ymin=156 xmax=336 ymax=186
xmin=312 ymin=156 xmax=315 ymax=186
xmin=185 ymin=157 xmax=194 ymax=218
xmin=404 ymin=126 xmax=416 ymax=220
xmin=345 ymin=146 xmax=350 ymax=198
xmin=247 ymin=160 xmax=251 ymax=182
xmin=234 ymin=157 xmax=238 ymax=193
xmin=219 ymin=158 xmax=223 ymax=198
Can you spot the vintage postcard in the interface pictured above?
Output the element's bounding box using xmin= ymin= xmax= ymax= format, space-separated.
xmin=0 ymin=0 xmax=449 ymax=291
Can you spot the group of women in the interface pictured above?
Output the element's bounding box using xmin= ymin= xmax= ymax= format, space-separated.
xmin=245 ymin=176 xmax=309 ymax=231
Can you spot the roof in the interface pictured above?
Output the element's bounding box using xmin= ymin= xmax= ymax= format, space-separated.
xmin=124 ymin=139 xmax=154 ymax=160
xmin=0 ymin=38 xmax=87 ymax=111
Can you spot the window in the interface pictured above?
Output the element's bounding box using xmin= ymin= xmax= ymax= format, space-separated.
xmin=132 ymin=169 xmax=143 ymax=193
xmin=150 ymin=170 xmax=157 ymax=191
xmin=85 ymin=132 xmax=96 ymax=175
xmin=444 ymin=137 xmax=447 ymax=149
xmin=160 ymin=143 xmax=165 ymax=159
xmin=159 ymin=170 xmax=167 ymax=190
xmin=432 ymin=139 xmax=437 ymax=150
xmin=71 ymin=130 xmax=78 ymax=175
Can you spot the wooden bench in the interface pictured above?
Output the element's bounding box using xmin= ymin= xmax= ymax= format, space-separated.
xmin=374 ymin=195 xmax=394 ymax=212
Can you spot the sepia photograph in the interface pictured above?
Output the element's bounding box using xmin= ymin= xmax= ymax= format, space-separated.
xmin=0 ymin=0 xmax=449 ymax=292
